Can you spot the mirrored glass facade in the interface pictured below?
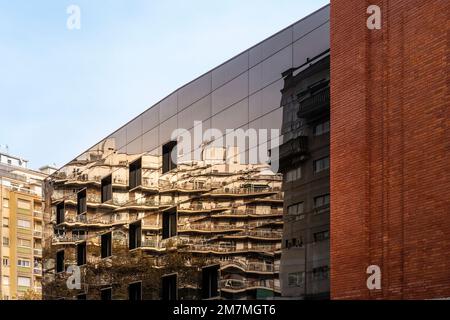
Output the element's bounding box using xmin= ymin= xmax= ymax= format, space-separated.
xmin=42 ymin=5 xmax=330 ymax=300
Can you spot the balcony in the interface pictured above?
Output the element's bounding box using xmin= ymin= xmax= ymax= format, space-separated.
xmin=33 ymin=230 xmax=43 ymax=238
xmin=297 ymin=87 xmax=330 ymax=119
xmin=33 ymin=211 xmax=43 ymax=219
xmin=52 ymin=234 xmax=86 ymax=244
xmin=219 ymin=279 xmax=280 ymax=292
xmin=33 ymin=249 xmax=43 ymax=256
xmin=33 ymin=268 xmax=42 ymax=275
xmin=279 ymin=136 xmax=308 ymax=171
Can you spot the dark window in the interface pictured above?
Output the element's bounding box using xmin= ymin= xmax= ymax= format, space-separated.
xmin=314 ymin=120 xmax=330 ymax=136
xmin=56 ymin=202 xmax=65 ymax=225
xmin=314 ymin=194 xmax=330 ymax=208
xmin=314 ymin=230 xmax=330 ymax=242
xmin=77 ymin=189 xmax=87 ymax=215
xmin=128 ymin=282 xmax=142 ymax=301
xmin=101 ymin=232 xmax=112 ymax=258
xmin=313 ymin=266 xmax=329 ymax=280
xmin=129 ymin=221 xmax=141 ymax=250
xmin=129 ymin=158 xmax=142 ymax=189
xmin=56 ymin=250 xmax=64 ymax=273
xmin=313 ymin=156 xmax=330 ymax=173
xmin=77 ymin=242 xmax=86 ymax=266
xmin=77 ymin=293 xmax=87 ymax=300
xmin=287 ymin=202 xmax=304 ymax=215
xmin=162 ymin=209 xmax=177 ymax=240
xmin=101 ymin=175 xmax=112 ymax=203
xmin=100 ymin=287 xmax=112 ymax=300
xmin=162 ymin=141 xmax=177 ymax=174
xmin=161 ymin=274 xmax=177 ymax=300
xmin=72 ymin=229 xmax=86 ymax=241
xmin=202 ymin=265 xmax=219 ymax=299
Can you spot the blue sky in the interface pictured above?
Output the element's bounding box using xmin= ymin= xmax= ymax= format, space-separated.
xmin=0 ymin=0 xmax=329 ymax=170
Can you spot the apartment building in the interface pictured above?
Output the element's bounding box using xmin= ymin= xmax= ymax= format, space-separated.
xmin=0 ymin=152 xmax=48 ymax=300
xmin=42 ymin=5 xmax=330 ymax=300
xmin=279 ymin=53 xmax=330 ymax=299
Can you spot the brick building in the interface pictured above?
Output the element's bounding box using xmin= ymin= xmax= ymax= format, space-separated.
xmin=330 ymin=0 xmax=449 ymax=299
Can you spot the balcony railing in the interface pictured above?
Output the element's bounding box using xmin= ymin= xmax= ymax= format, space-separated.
xmin=279 ymin=136 xmax=308 ymax=169
xmin=297 ymin=86 xmax=330 ymax=119
xmin=52 ymin=234 xmax=86 ymax=244
xmin=33 ymin=230 xmax=43 ymax=237
xmin=219 ymin=279 xmax=279 ymax=291
xmin=33 ymin=249 xmax=43 ymax=256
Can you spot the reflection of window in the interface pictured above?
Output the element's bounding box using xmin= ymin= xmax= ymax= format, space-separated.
xmin=2 ymin=217 xmax=8 ymax=227
xmin=77 ymin=242 xmax=87 ymax=266
xmin=314 ymin=156 xmax=330 ymax=173
xmin=17 ymin=199 xmax=31 ymax=210
xmin=3 ymin=198 xmax=9 ymax=208
xmin=314 ymin=230 xmax=330 ymax=242
xmin=18 ymin=276 xmax=31 ymax=287
xmin=161 ymin=274 xmax=177 ymax=300
xmin=18 ymin=259 xmax=31 ymax=268
xmin=2 ymin=257 xmax=9 ymax=267
xmin=56 ymin=250 xmax=64 ymax=273
xmin=287 ymin=202 xmax=304 ymax=216
xmin=128 ymin=282 xmax=142 ymax=300
xmin=77 ymin=189 xmax=87 ymax=215
xmin=162 ymin=209 xmax=177 ymax=239
xmin=285 ymin=167 xmax=301 ymax=182
xmin=162 ymin=141 xmax=177 ymax=174
xmin=56 ymin=202 xmax=65 ymax=225
xmin=288 ymin=272 xmax=304 ymax=287
xmin=314 ymin=194 xmax=330 ymax=208
xmin=2 ymin=237 xmax=9 ymax=247
xmin=129 ymin=222 xmax=141 ymax=250
xmin=202 ymin=265 xmax=219 ymax=299
xmin=17 ymin=238 xmax=31 ymax=248
xmin=18 ymin=219 xmax=31 ymax=229
xmin=313 ymin=266 xmax=329 ymax=280
xmin=101 ymin=232 xmax=112 ymax=258
xmin=101 ymin=175 xmax=112 ymax=203
xmin=314 ymin=120 xmax=330 ymax=136
xmin=100 ymin=287 xmax=112 ymax=300
xmin=129 ymin=158 xmax=142 ymax=189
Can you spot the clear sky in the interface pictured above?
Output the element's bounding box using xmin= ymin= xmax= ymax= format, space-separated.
xmin=0 ymin=0 xmax=329 ymax=170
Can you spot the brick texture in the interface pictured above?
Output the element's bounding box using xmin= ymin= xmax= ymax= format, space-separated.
xmin=330 ymin=0 xmax=450 ymax=299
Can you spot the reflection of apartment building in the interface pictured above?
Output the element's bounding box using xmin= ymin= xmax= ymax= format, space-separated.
xmin=42 ymin=5 xmax=330 ymax=300
xmin=0 ymin=152 xmax=49 ymax=300
xmin=279 ymin=54 xmax=330 ymax=299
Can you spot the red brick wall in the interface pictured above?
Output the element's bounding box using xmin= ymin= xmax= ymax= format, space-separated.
xmin=330 ymin=0 xmax=449 ymax=299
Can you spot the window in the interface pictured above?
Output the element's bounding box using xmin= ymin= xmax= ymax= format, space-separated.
xmin=18 ymin=219 xmax=31 ymax=229
xmin=77 ymin=189 xmax=87 ymax=215
xmin=77 ymin=242 xmax=87 ymax=266
xmin=285 ymin=167 xmax=302 ymax=182
xmin=3 ymin=276 xmax=9 ymax=286
xmin=288 ymin=272 xmax=304 ymax=287
xmin=77 ymin=293 xmax=87 ymax=300
xmin=101 ymin=175 xmax=112 ymax=203
xmin=314 ymin=120 xmax=330 ymax=136
xmin=2 ymin=257 xmax=9 ymax=267
xmin=17 ymin=238 xmax=31 ymax=248
xmin=162 ymin=209 xmax=177 ymax=239
xmin=314 ymin=194 xmax=330 ymax=208
xmin=129 ymin=158 xmax=142 ymax=189
xmin=162 ymin=141 xmax=177 ymax=174
xmin=2 ymin=198 xmax=9 ymax=208
xmin=100 ymin=287 xmax=112 ymax=300
xmin=129 ymin=221 xmax=141 ymax=250
xmin=287 ymin=202 xmax=304 ymax=216
xmin=2 ymin=217 xmax=9 ymax=227
xmin=313 ymin=266 xmax=329 ymax=280
xmin=101 ymin=232 xmax=112 ymax=258
xmin=18 ymin=259 xmax=31 ymax=268
xmin=56 ymin=202 xmax=65 ymax=225
xmin=2 ymin=237 xmax=9 ymax=247
xmin=18 ymin=276 xmax=31 ymax=287
xmin=128 ymin=282 xmax=142 ymax=301
xmin=161 ymin=274 xmax=177 ymax=300
xmin=17 ymin=199 xmax=31 ymax=210
xmin=56 ymin=250 xmax=64 ymax=273
xmin=314 ymin=156 xmax=330 ymax=173
xmin=202 ymin=265 xmax=219 ymax=299
xmin=314 ymin=230 xmax=330 ymax=242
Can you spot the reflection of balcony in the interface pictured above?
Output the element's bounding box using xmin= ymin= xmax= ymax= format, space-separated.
xmin=33 ymin=230 xmax=43 ymax=238
xmin=219 ymin=260 xmax=279 ymax=274
xmin=219 ymin=279 xmax=280 ymax=292
xmin=33 ymin=268 xmax=42 ymax=275
xmin=33 ymin=211 xmax=43 ymax=219
xmin=184 ymin=243 xmax=279 ymax=254
xmin=140 ymin=236 xmax=189 ymax=250
xmin=297 ymin=87 xmax=330 ymax=119
xmin=178 ymin=224 xmax=245 ymax=233
xmin=224 ymin=230 xmax=282 ymax=240
xmin=34 ymin=249 xmax=43 ymax=256
xmin=52 ymin=234 xmax=86 ymax=244
xmin=279 ymin=136 xmax=308 ymax=170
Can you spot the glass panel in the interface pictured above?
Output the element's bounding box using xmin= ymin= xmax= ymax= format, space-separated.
xmin=159 ymin=93 xmax=178 ymax=123
xmin=249 ymin=79 xmax=284 ymax=122
xmin=249 ymin=27 xmax=293 ymax=67
xmin=142 ymin=127 xmax=159 ymax=152
xmin=142 ymin=104 xmax=160 ymax=132
xmin=293 ymin=5 xmax=329 ymax=41
xmin=212 ymin=72 xmax=248 ymax=115
xmin=178 ymin=73 xmax=211 ymax=111
xmin=212 ymin=52 xmax=249 ymax=90
xmin=293 ymin=22 xmax=330 ymax=67
xmin=126 ymin=116 xmax=142 ymax=144
xmin=159 ymin=115 xmax=178 ymax=145
xmin=178 ymin=94 xmax=211 ymax=131
xmin=211 ymin=99 xmax=248 ymax=133
xmin=127 ymin=136 xmax=142 ymax=155
xmin=249 ymin=46 xmax=292 ymax=94
xmin=108 ymin=127 xmax=127 ymax=150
